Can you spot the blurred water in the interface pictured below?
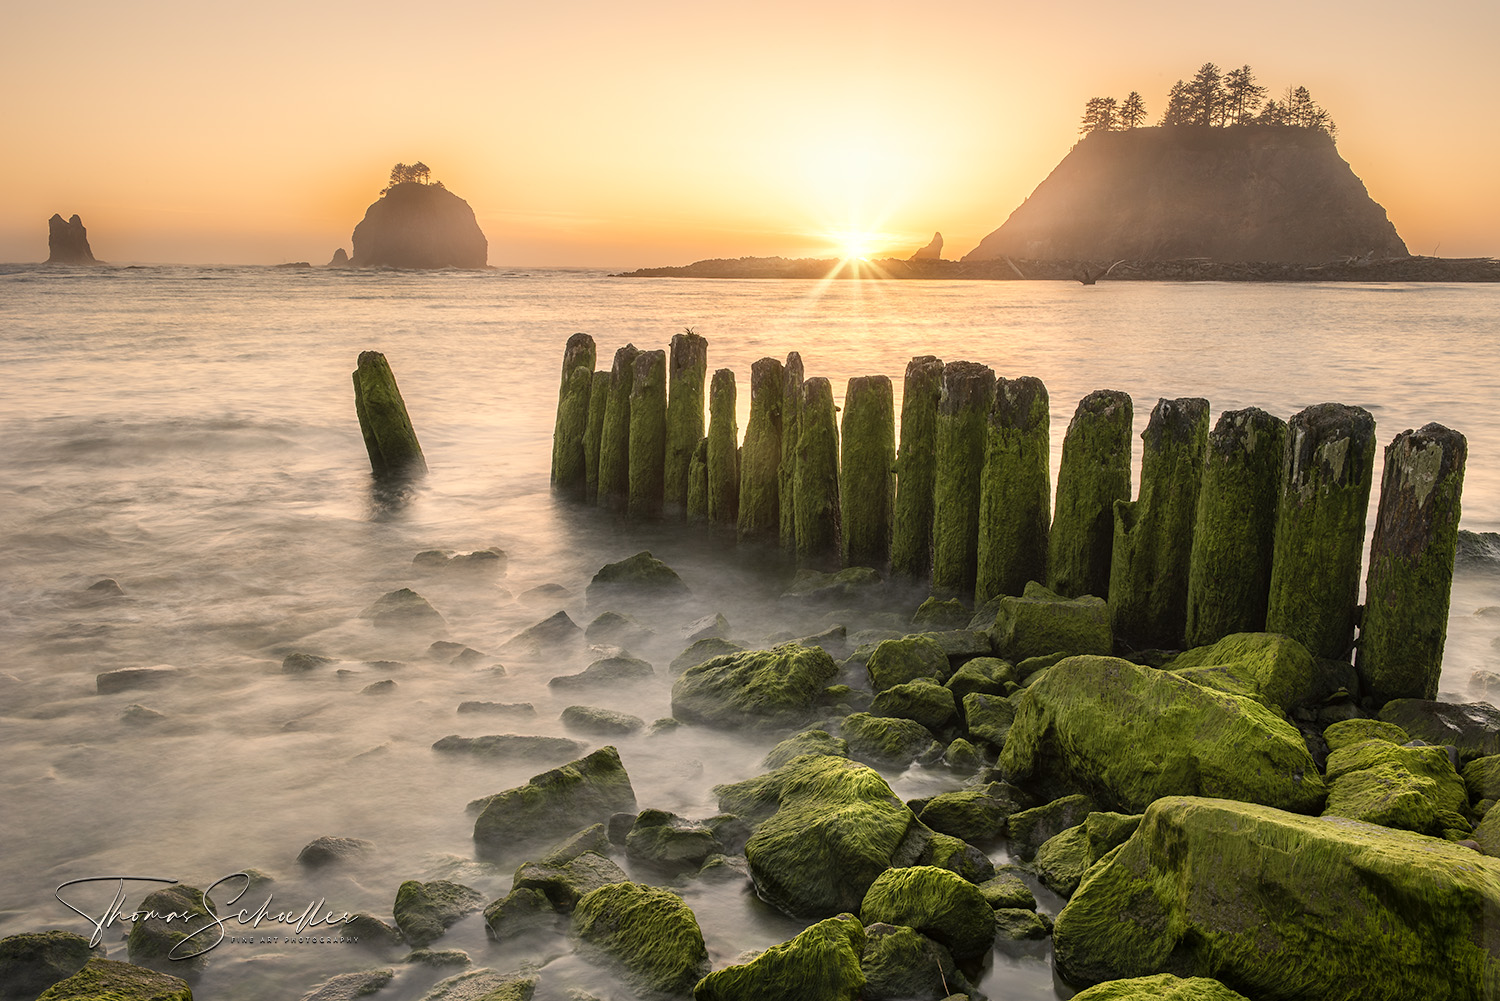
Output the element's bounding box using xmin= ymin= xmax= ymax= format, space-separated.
xmin=1 ymin=264 xmax=1498 ymax=999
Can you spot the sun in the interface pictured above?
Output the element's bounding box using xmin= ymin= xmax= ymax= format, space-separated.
xmin=829 ymin=230 xmax=884 ymax=260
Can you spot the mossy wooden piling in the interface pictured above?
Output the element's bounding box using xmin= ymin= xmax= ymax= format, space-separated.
xmin=737 ymin=357 xmax=785 ymax=542
xmin=840 ymin=375 xmax=895 ymax=568
xmin=1047 ymin=390 xmax=1132 ymax=600
xmin=664 ymin=331 xmax=708 ymax=516
xmin=583 ymin=370 xmax=609 ymax=503
xmin=931 ymin=361 xmax=996 ymax=595
xmin=550 ymin=332 xmax=596 ymax=498
xmin=1184 ymin=407 xmax=1287 ymax=648
xmin=891 ymin=355 xmax=944 ymax=578
xmin=976 ymin=376 xmax=1051 ymax=603
xmin=353 ymin=350 xmax=427 ymax=479
xmin=794 ymin=377 xmax=841 ymax=562
xmin=627 ymin=349 xmax=668 ymax=519
xmin=1108 ymin=397 xmax=1209 ymax=649
xmin=706 ymin=368 xmax=739 ymax=525
xmin=1265 ymin=403 xmax=1378 ymax=661
xmin=779 ymin=352 xmax=805 ymax=551
xmin=686 ymin=439 xmax=710 ymax=522
xmin=596 ymin=344 xmax=640 ymax=511
xmin=1357 ymin=423 xmax=1466 ymax=702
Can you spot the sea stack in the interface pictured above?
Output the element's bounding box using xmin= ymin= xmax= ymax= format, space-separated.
xmin=350 ymin=173 xmax=488 ymax=269
xmin=46 ymin=214 xmax=98 ymax=264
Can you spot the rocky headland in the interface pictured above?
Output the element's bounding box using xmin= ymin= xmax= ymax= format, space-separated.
xmin=45 ymin=213 xmax=99 ymax=265
xmin=350 ymin=179 xmax=488 ymax=269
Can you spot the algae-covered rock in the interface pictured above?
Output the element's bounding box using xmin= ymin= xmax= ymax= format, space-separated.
xmin=1034 ymin=823 xmax=1093 ymax=896
xmin=866 ymin=634 xmax=953 ymax=691
xmin=393 ymin=879 xmax=485 ymax=947
xmin=858 ymin=865 xmax=994 ymax=960
xmin=1323 ymin=717 xmax=1409 ymax=752
xmin=943 ymin=737 xmax=984 ymax=772
xmin=978 ymin=871 xmax=1036 ymax=910
xmin=127 ymin=884 xmax=217 ymax=972
xmin=1464 ymin=756 xmax=1500 ymax=803
xmin=1167 ymin=632 xmax=1326 ymax=714
xmin=945 ymin=657 xmax=1014 ymax=702
xmin=840 ymin=712 xmax=943 ymax=770
xmin=344 ymin=912 xmax=404 ymax=948
xmin=1070 ymin=974 xmax=1253 ymax=1000
xmin=859 ymin=923 xmax=972 ymax=1001
xmin=1379 ymin=699 xmax=1500 ymax=764
xmin=962 ymin=691 xmax=1018 ymax=749
xmin=482 ymin=886 xmax=556 ymax=941
xmin=987 ymin=582 xmax=1111 ymax=662
xmin=1052 ymin=795 xmax=1500 ymax=998
xmin=1322 ymin=739 xmax=1469 ymax=836
xmin=994 ymin=907 xmax=1051 ymax=941
xmin=924 ymin=628 xmax=995 ymax=663
xmin=671 ymin=637 xmax=745 ymax=674
xmin=299 ymin=968 xmax=397 ymax=1001
xmin=0 ymin=931 xmax=100 ymax=1001
xmin=694 ymin=913 xmax=866 ymax=1001
xmin=919 ymin=831 xmax=995 ymax=884
xmin=1048 ymin=390 xmax=1133 ymax=601
xmin=1006 ymin=793 xmax=1095 ymax=862
xmin=672 ymin=642 xmax=840 ymax=729
xmin=549 ymin=655 xmax=654 ymax=690
xmin=1085 ymin=811 xmax=1144 ymax=860
xmin=560 ymin=705 xmax=644 ymax=735
xmin=917 ymin=783 xmax=1027 ymax=843
xmin=513 ymin=852 xmax=626 ymax=910
xmin=912 ymin=596 xmax=972 ymax=630
xmin=868 ymin=680 xmax=959 ymax=734
xmin=586 ymin=551 xmax=688 ymax=609
xmin=781 ymin=566 xmax=881 ymax=602
xmin=1000 ymin=656 xmax=1326 ymax=814
xmin=763 ymin=730 xmax=849 ymax=769
xmin=418 ymin=969 xmax=536 ymax=1001
xmin=473 ymin=746 xmax=637 ymax=859
xmin=572 ymin=882 xmax=708 ymax=996
xmin=626 ymin=810 xmax=721 ymax=870
xmin=35 ymin=958 xmax=191 ymax=1001
xmin=432 ymin=734 xmax=587 ymax=760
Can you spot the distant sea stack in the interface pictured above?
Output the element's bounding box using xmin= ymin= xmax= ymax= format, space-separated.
xmin=964 ymin=126 xmax=1408 ymax=264
xmin=350 ymin=174 xmax=487 ymax=269
xmin=327 ymin=248 xmax=350 ymax=267
xmin=46 ymin=213 xmax=99 ymax=264
xmin=910 ymin=232 xmax=943 ymax=261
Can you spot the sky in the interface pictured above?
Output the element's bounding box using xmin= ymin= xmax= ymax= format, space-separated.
xmin=3 ymin=0 xmax=1496 ymax=267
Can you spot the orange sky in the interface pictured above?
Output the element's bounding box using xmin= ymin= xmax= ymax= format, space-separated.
xmin=3 ymin=0 xmax=1496 ymax=266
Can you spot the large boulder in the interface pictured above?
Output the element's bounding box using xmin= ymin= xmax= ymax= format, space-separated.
xmin=1167 ymin=632 xmax=1330 ymax=714
xmin=985 ymin=582 xmax=1112 ymax=661
xmin=571 ymin=882 xmax=708 ymax=995
xmin=865 ymin=635 xmax=953 ymax=692
xmin=1379 ymin=700 xmax=1500 ymax=764
xmin=35 ymin=959 xmax=190 ymax=1001
xmin=838 ymin=713 xmax=943 ymax=770
xmin=868 ymin=680 xmax=959 ymax=734
xmin=672 ymin=643 xmax=840 ymax=728
xmin=916 ymin=782 xmax=1029 ymax=843
xmin=859 ymin=923 xmax=973 ymax=1001
xmin=512 ymin=851 xmax=626 ymax=910
xmin=586 ymin=551 xmax=690 ymax=610
xmin=1052 ymin=796 xmax=1500 ymax=998
xmin=1069 ymin=975 xmax=1253 ymax=1000
xmin=349 ymin=179 xmax=487 ymax=269
xmin=127 ymin=885 xmax=216 ymax=972
xmin=0 ymin=931 xmax=100 ymax=1000
xmin=473 ymin=746 xmax=637 ymax=859
xmin=393 ymin=880 xmax=485 ymax=946
xmin=1000 ymin=656 xmax=1325 ymax=813
xmin=694 ymin=913 xmax=866 ymax=1001
xmin=858 ymin=865 xmax=995 ymax=960
xmin=1322 ymin=739 xmax=1469 ymax=837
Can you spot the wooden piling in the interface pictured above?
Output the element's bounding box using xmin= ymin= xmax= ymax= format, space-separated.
xmin=664 ymin=331 xmax=708 ymax=516
xmin=779 ymin=352 xmax=805 ymax=551
xmin=706 ymin=368 xmax=739 ymax=525
xmin=737 ymin=357 xmax=785 ymax=542
xmin=353 ymin=350 xmax=427 ymax=479
xmin=931 ymin=361 xmax=996 ymax=595
xmin=686 ymin=438 xmax=710 ymax=522
xmin=891 ymin=356 xmax=944 ymax=578
xmin=840 ymin=375 xmax=895 ymax=568
xmin=583 ymin=370 xmax=609 ymax=503
xmin=596 ymin=344 xmax=640 ymax=511
xmin=1046 ymin=390 xmax=1132 ymax=600
xmin=976 ymin=376 xmax=1051 ymax=603
xmin=795 ymin=377 xmax=841 ymax=562
xmin=628 ymin=349 xmax=668 ymax=519
xmin=550 ymin=332 xmax=596 ymax=497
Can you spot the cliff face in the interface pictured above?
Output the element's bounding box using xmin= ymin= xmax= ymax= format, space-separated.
xmin=47 ymin=213 xmax=98 ymax=264
xmin=964 ymin=126 xmax=1408 ymax=264
xmin=350 ymin=182 xmax=487 ymax=269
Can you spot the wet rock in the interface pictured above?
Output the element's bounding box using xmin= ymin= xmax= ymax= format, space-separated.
xmin=994 ymin=907 xmax=1051 ymax=941
xmin=912 ymin=597 xmax=971 ymax=630
xmin=866 ymin=634 xmax=953 ymax=692
xmin=978 ymin=871 xmax=1036 ymax=910
xmin=283 ymin=652 xmax=337 ymax=673
xmin=1463 ymin=755 xmax=1500 ymax=803
xmin=518 ymin=583 xmax=572 ymax=605
xmin=417 ymin=970 xmax=537 ymax=1001
xmin=298 ymin=836 xmax=375 ymax=867
xmin=696 ymin=853 xmax=752 ymax=882
xmin=1007 ymin=794 xmax=1096 ymax=862
xmin=561 ymin=705 xmax=644 ymax=735
xmin=1378 ymin=699 xmax=1500 ymax=763
xmin=869 ymin=680 xmax=959 ymax=734
xmin=414 ymin=548 xmax=507 ymax=572
xmin=457 ymin=700 xmax=534 ymax=716
xmin=482 ymin=886 xmax=556 ymax=941
xmin=647 ymin=717 xmax=682 ymax=736
xmin=1167 ymin=632 xmax=1332 ymax=714
xmin=393 ymin=880 xmax=485 ymax=947
xmin=945 ymin=657 xmax=1014 ymax=702
xmin=942 ymin=737 xmax=983 ymax=772
xmin=984 ymin=582 xmax=1111 ymax=662
xmin=1034 ymin=823 xmax=1092 ymax=896
xmin=362 ymin=680 xmax=397 ymax=695
xmin=34 ymin=958 xmax=190 ymax=1001
xmin=122 ymin=703 xmax=166 ymax=723
xmin=917 ymin=783 xmax=1028 ymax=842
xmin=670 ymin=636 xmax=745 ymax=674
xmin=781 ymin=567 xmax=881 ymax=602
xmin=624 ymin=809 xmax=721 ymax=870
xmin=86 ymin=577 xmax=124 ymax=596
xmin=961 ymin=691 xmax=1016 ymax=749
xmin=427 ymin=641 xmax=489 ymax=667
xmin=1069 ymin=974 xmax=1253 ymax=1000
xmin=859 ymin=922 xmax=973 ymax=1001
xmin=924 ymin=629 xmax=995 ymax=665
xmin=694 ymin=913 xmax=865 ymax=1001
xmin=513 ymin=852 xmax=627 ymax=910
xmin=1323 ymin=717 xmax=1409 ymax=751
xmin=298 ymin=968 xmax=396 ymax=1001
xmin=343 ymin=912 xmax=403 ymax=948
xmin=502 ymin=610 xmax=582 ymax=653
xmin=432 ymin=734 xmax=586 ymax=760
xmin=672 ymin=642 xmax=839 ymax=728
xmin=683 ymin=612 xmax=731 ymax=641
xmin=585 ymin=551 xmax=689 ymax=609
xmin=920 ymin=832 xmax=995 ymax=884
xmin=763 ymin=729 xmax=850 ymax=769
xmin=549 ymin=655 xmax=654 ymax=690
xmin=571 ymin=882 xmax=709 ymax=995
xmin=473 ymin=746 xmax=637 ymax=860
xmin=859 ymin=865 xmax=993 ymax=960
xmin=96 ymin=666 xmax=182 ymax=694
xmin=127 ymin=885 xmax=216 ymax=973
xmin=0 ymin=930 xmax=100 ymax=1000
xmin=359 ymin=588 xmax=446 ymax=631
xmin=839 ymin=712 xmax=943 ymax=770
xmin=1322 ymin=739 xmax=1468 ymax=836
xmin=405 ymin=949 xmax=470 ymax=967
xmin=585 ymin=611 xmax=654 ymax=648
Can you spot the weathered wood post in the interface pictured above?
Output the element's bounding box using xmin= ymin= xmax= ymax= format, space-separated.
xmin=628 ymin=349 xmax=668 ymax=519
xmin=976 ymin=376 xmax=1051 ymax=603
xmin=1108 ymin=397 xmax=1210 ymax=650
xmin=664 ymin=331 xmax=708 ymax=516
xmin=795 ymin=377 xmax=841 ymax=562
xmin=891 ymin=356 xmax=944 ymax=578
xmin=737 ymin=357 xmax=785 ymax=542
xmin=706 ymin=368 xmax=739 ymax=526
xmin=1265 ymin=403 xmax=1378 ymax=661
xmin=353 ymin=350 xmax=427 ymax=479
xmin=686 ymin=439 xmax=710 ymax=522
xmin=931 ymin=362 xmax=996 ymax=595
xmin=841 ymin=375 xmax=895 ymax=568
xmin=1047 ymin=390 xmax=1132 ymax=600
xmin=1357 ymin=424 xmax=1466 ymax=702
xmin=779 ymin=352 xmax=805 ymax=551
xmin=1184 ymin=407 xmax=1287 ymax=648
xmin=583 ymin=370 xmax=609 ymax=503
xmin=550 ymin=332 xmax=596 ymax=498
xmin=596 ymin=344 xmax=640 ymax=511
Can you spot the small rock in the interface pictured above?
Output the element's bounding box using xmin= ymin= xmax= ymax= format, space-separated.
xmin=763 ymin=729 xmax=850 ymax=769
xmin=520 ymin=583 xmax=573 ymax=604
xmin=994 ymin=906 xmax=1051 ymax=941
xmin=586 ymin=552 xmax=690 ymax=610
xmin=911 ymin=597 xmax=972 ymax=630
xmin=585 ymin=610 xmax=655 ymax=648
xmin=360 ymin=589 xmax=446 ymax=632
xmin=431 ymin=734 xmax=585 ymax=760
xmin=513 ymin=852 xmax=627 ymax=910
xmin=121 ymin=703 xmax=165 ymax=723
xmin=86 ymin=578 xmax=125 ymax=597
xmin=362 ymin=680 xmax=397 ymax=695
xmin=683 ymin=612 xmax=731 ymax=641
xmin=29 ymin=958 xmax=190 ymax=1001
xmin=297 ymin=836 xmax=374 ymax=867
xmin=482 ymin=886 xmax=557 ymax=942
xmin=0 ymin=930 xmax=101 ymax=1000
xmin=283 ymin=652 xmax=337 ymax=673
xmin=780 ymin=567 xmax=881 ymax=603
xmin=978 ymin=871 xmax=1036 ymax=910
xmin=416 ymin=969 xmax=536 ymax=1001
xmin=561 ymin=705 xmax=645 ymax=735
xmin=405 ymin=948 xmax=471 ymax=967
xmin=502 ymin=610 xmax=582 ymax=652
xmin=549 ymin=655 xmax=654 ymax=690
xmin=625 ymin=810 xmax=721 ymax=870
xmin=393 ymin=880 xmax=486 ymax=947
xmin=96 ymin=666 xmax=182 ymax=695
xmin=457 ymin=701 xmax=534 ymax=716
xmin=298 ymin=968 xmax=396 ymax=1001
xmin=670 ymin=637 xmax=744 ymax=674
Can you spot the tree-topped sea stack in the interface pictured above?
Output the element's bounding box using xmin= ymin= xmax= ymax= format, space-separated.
xmin=664 ymin=331 xmax=708 ymax=516
xmin=1048 ymin=390 xmax=1132 ymax=600
xmin=738 ymin=357 xmax=786 ymax=542
xmin=627 ymin=349 xmax=668 ymax=519
xmin=1183 ymin=407 xmax=1287 ymax=648
xmin=779 ymin=353 xmax=805 ymax=550
xmin=794 ymin=378 xmax=841 ymax=563
xmin=1265 ymin=403 xmax=1377 ymax=661
xmin=551 ymin=332 xmax=596 ymax=498
xmin=352 ymin=351 xmax=426 ymax=479
xmin=976 ymin=376 xmax=1051 ymax=603
xmin=1357 ymin=424 xmax=1467 ymax=702
xmin=706 ymin=368 xmax=739 ymax=525
xmin=891 ymin=356 xmax=944 ymax=578
xmin=931 ymin=362 xmax=996 ymax=595
xmin=1109 ymin=397 xmax=1209 ymax=649
xmin=596 ymin=344 xmax=641 ymax=511
xmin=840 ymin=376 xmax=895 ymax=568
xmin=350 ymin=163 xmax=488 ymax=269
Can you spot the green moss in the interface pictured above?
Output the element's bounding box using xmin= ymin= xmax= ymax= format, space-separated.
xmin=572 ymin=882 xmax=708 ymax=995
xmin=1323 ymin=739 xmax=1469 ymax=836
xmin=859 ymin=865 xmax=995 ymax=960
xmin=779 ymin=352 xmax=805 ymax=550
xmin=694 ymin=914 xmax=866 ymax=1001
xmin=988 ymin=581 xmax=1112 ymax=662
xmin=1183 ymin=408 xmax=1286 ymax=647
xmin=976 ymin=375 xmax=1051 ymax=603
xmin=839 ymin=712 xmax=942 ymax=769
xmin=1463 ymin=756 xmax=1500 ymax=803
xmin=1085 ymin=811 xmax=1143 ymax=862
xmin=1052 ymin=795 xmax=1500 ymax=997
xmin=942 ymin=737 xmax=983 ymax=772
xmin=1357 ymin=423 xmax=1467 ymax=703
xmin=583 ymin=370 xmax=610 ymax=503
xmin=764 ymin=730 xmax=849 ymax=769
xmin=1323 ymin=718 xmax=1410 ymax=753
xmin=794 ymin=377 xmax=842 ymax=561
xmin=706 ymin=368 xmax=740 ymax=525
xmin=596 ymin=343 xmax=640 ymax=511
xmin=353 ymin=349 xmax=427 ymax=479
xmin=686 ymin=438 xmax=710 ymax=521
xmin=868 ymin=679 xmax=958 ymax=733
xmin=0 ymin=931 xmax=99 ymax=1000
xmin=550 ymin=332 xmax=597 ymax=497
xmin=1265 ymin=403 xmax=1378 ymax=660
xmin=665 ymin=331 xmax=709 ymax=514
xmin=911 ymin=596 xmax=971 ymax=630
xmin=994 ymin=907 xmax=1051 ymax=940
xmin=931 ymin=361 xmax=996 ymax=595
xmin=917 ymin=784 xmax=1018 ymax=842
xmin=840 ymin=375 xmax=896 ymax=568
xmin=945 ymin=656 xmax=1014 ymax=702
xmin=1069 ymin=974 xmax=1253 ymax=1000
xmin=859 ymin=922 xmax=972 ymax=1001
xmin=393 ymin=880 xmax=485 ymax=946
xmin=738 ymin=357 xmax=785 ymax=541
xmin=627 ymin=349 xmax=668 ymax=519
xmin=865 ymin=634 xmax=952 ymax=691
xmin=626 ymin=810 xmax=721 ymax=870
xmin=1035 ymin=823 xmax=1093 ymax=897
xmin=1006 ymin=793 xmax=1095 ymax=862
xmin=1048 ymin=390 xmax=1133 ymax=600
xmin=671 ymin=642 xmax=840 ymax=728
xmin=961 ymin=691 xmax=1017 ymax=749
xmin=1167 ymin=632 xmax=1322 ymax=714
xmin=891 ymin=356 xmax=945 ymax=578
xmin=473 ymin=746 xmax=637 ymax=860
xmin=917 ymin=831 xmax=995 ymax=883
xmin=35 ymin=958 xmax=192 ymax=1001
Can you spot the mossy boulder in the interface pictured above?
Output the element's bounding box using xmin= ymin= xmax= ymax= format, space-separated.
xmin=34 ymin=959 xmax=191 ymax=1001
xmin=1052 ymin=795 xmax=1500 ymax=997
xmin=672 ymin=643 xmax=840 ymax=728
xmin=482 ymin=886 xmax=556 ymax=941
xmin=694 ymin=913 xmax=865 ymax=1001
xmin=985 ymin=582 xmax=1111 ymax=661
xmin=560 ymin=705 xmax=645 ymax=735
xmin=473 ymin=746 xmax=637 ymax=860
xmin=1034 ymin=823 xmax=1093 ymax=897
xmin=1070 ymin=974 xmax=1253 ymax=1000
xmin=866 ymin=635 xmax=953 ymax=692
xmin=945 ymin=656 xmax=1014 ymax=702
xmin=942 ymin=737 xmax=984 ymax=772
xmin=924 ymin=629 xmax=995 ymax=664
xmin=126 ymin=885 xmax=217 ymax=972
xmin=1323 ymin=718 xmax=1409 ymax=752
xmin=781 ymin=567 xmax=881 ymax=603
xmin=994 ymin=907 xmax=1051 ymax=941
xmin=572 ymin=882 xmax=708 ymax=995
xmin=858 ymin=865 xmax=995 ymax=960
xmin=512 ymin=852 xmax=626 ymax=910
xmin=1167 ymin=632 xmax=1328 ymax=714
xmin=1379 ymin=700 xmax=1500 ymax=764
xmin=1000 ymin=656 xmax=1326 ymax=814
xmin=626 ymin=810 xmax=722 ymax=870
xmin=586 ymin=551 xmax=689 ymax=609
xmin=859 ymin=923 xmax=974 ymax=1001
xmin=961 ymin=691 xmax=1016 ymax=749
xmin=0 ymin=931 xmax=100 ymax=1000
xmin=764 ymin=730 xmax=849 ymax=769
xmin=912 ymin=597 xmax=972 ymax=630
xmin=1323 ymin=739 xmax=1469 ymax=836
xmin=1464 ymin=755 xmax=1500 ymax=803
xmin=393 ymin=880 xmax=485 ymax=947
xmin=868 ymin=679 xmax=958 ymax=733
xmin=840 ymin=713 xmax=943 ymax=769
xmin=1007 ymin=793 xmax=1095 ymax=861
xmin=916 ymin=782 xmax=1028 ymax=843
xmin=1475 ymin=807 xmax=1500 ymax=856
xmin=978 ymin=871 xmax=1036 ymax=910
xmin=671 ymin=637 xmax=745 ymax=674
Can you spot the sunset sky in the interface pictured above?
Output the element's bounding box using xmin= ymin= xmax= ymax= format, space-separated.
xmin=4 ymin=0 xmax=1496 ymax=266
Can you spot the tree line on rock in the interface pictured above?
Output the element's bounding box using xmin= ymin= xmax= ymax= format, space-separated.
xmin=1080 ymin=63 xmax=1337 ymax=139
xmin=381 ymin=161 xmax=446 ymax=193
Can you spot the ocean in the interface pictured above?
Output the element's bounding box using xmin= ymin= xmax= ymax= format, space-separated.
xmin=2 ymin=264 xmax=1498 ymax=999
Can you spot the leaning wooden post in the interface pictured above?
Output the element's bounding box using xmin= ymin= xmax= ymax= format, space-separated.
xmin=353 ymin=350 xmax=427 ymax=479
xmin=686 ymin=439 xmax=710 ymax=522
xmin=779 ymin=352 xmax=805 ymax=552
xmin=976 ymin=376 xmax=1051 ymax=603
xmin=628 ymin=349 xmax=668 ymax=519
xmin=596 ymin=344 xmax=640 ymax=511
xmin=1108 ymin=397 xmax=1209 ymax=650
xmin=841 ymin=375 xmax=895 ymax=568
xmin=664 ymin=331 xmax=708 ymax=516
xmin=550 ymin=333 xmax=596 ymax=497
xmin=1265 ymin=403 xmax=1378 ymax=661
xmin=1047 ymin=390 xmax=1132 ymax=600
xmin=737 ymin=357 xmax=785 ymax=542
xmin=582 ymin=371 xmax=609 ymax=503
xmin=891 ymin=356 xmax=944 ymax=578
xmin=1184 ymin=407 xmax=1287 ymax=648
xmin=1357 ymin=424 xmax=1466 ymax=702
xmin=931 ymin=361 xmax=996 ymax=595
xmin=706 ymin=368 xmax=739 ymax=525
xmin=795 ymin=377 xmax=841 ymax=562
